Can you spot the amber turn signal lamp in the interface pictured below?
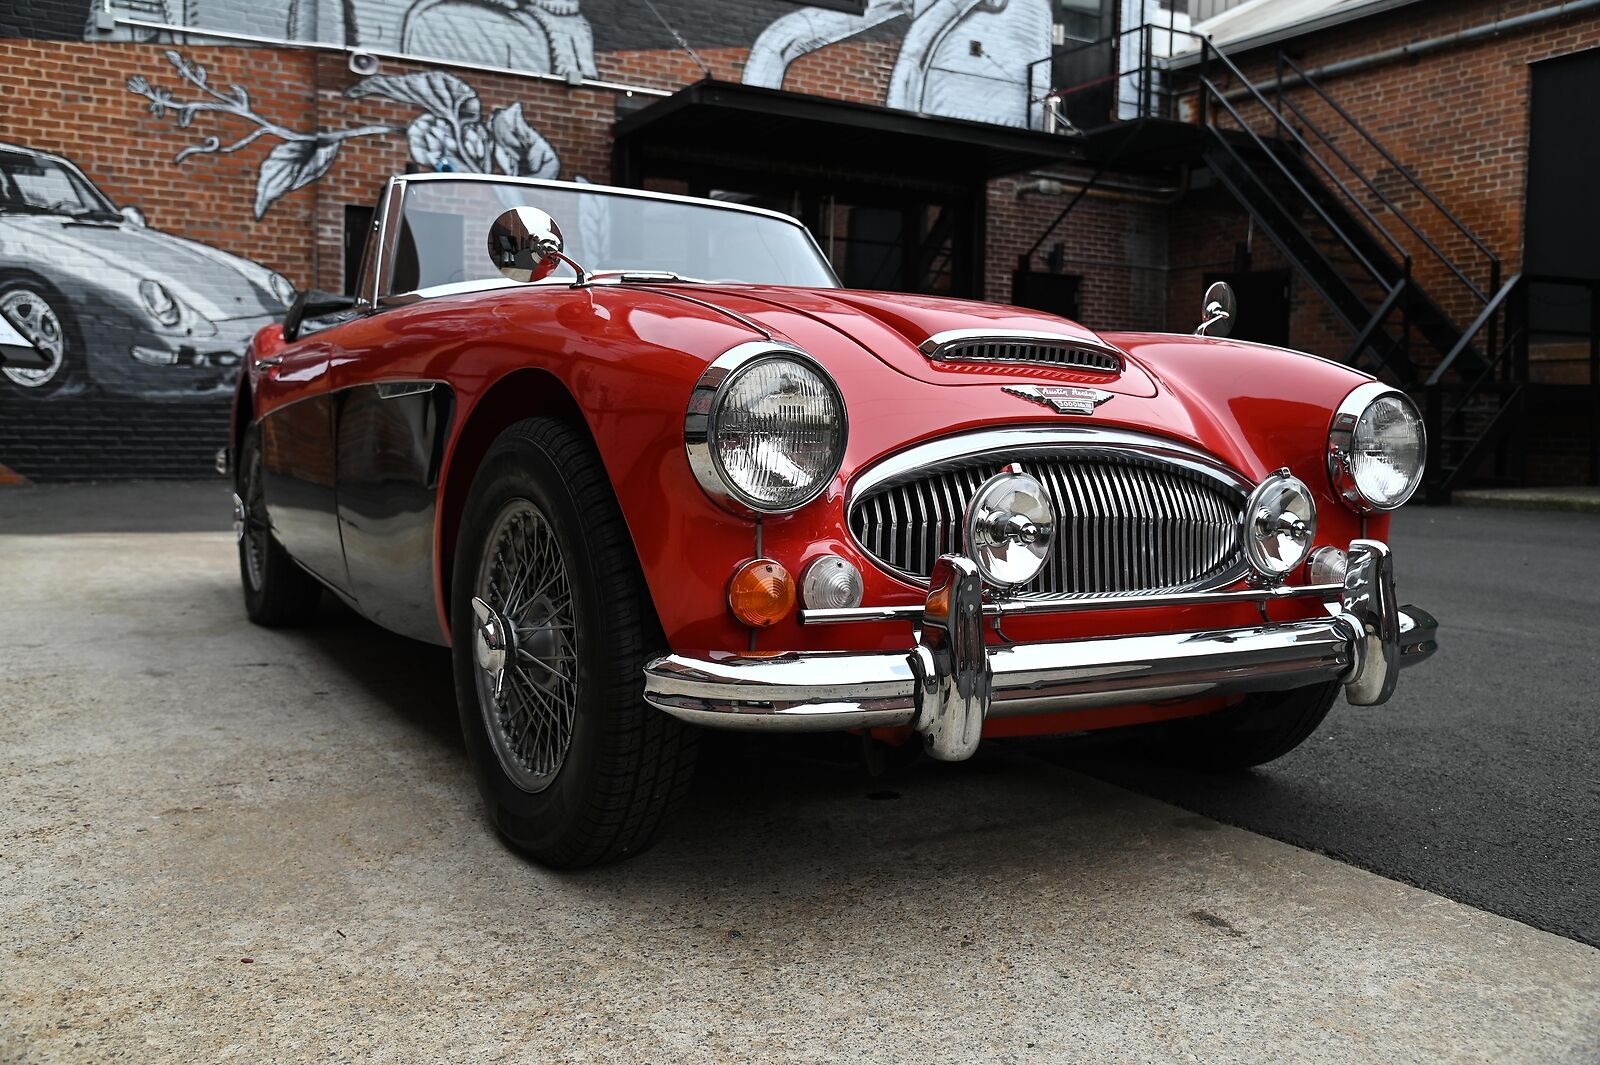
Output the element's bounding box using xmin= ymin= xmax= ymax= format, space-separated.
xmin=728 ymin=558 xmax=795 ymax=628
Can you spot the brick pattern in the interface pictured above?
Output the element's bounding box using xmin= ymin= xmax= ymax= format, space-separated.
xmin=1 ymin=0 xmax=1597 ymax=481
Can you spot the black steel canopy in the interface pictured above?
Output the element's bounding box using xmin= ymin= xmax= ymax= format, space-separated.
xmin=612 ymin=80 xmax=1087 ymax=194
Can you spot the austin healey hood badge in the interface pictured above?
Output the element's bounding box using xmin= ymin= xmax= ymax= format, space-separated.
xmin=1003 ymin=384 xmax=1116 ymax=415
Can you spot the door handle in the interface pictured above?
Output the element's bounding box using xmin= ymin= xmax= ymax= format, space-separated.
xmin=254 ymin=356 xmax=283 ymax=371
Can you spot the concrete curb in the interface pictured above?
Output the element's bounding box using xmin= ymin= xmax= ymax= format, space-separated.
xmin=1452 ymin=488 xmax=1600 ymax=513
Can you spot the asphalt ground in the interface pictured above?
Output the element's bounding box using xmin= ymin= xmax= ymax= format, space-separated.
xmin=3 ymin=482 xmax=1599 ymax=1061
xmin=1050 ymin=504 xmax=1600 ymax=947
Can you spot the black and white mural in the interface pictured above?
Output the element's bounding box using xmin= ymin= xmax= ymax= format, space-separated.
xmin=744 ymin=0 xmax=1053 ymax=128
xmin=130 ymin=51 xmax=560 ymax=218
xmin=90 ymin=0 xmax=1059 ymax=130
xmin=0 ymin=140 xmax=294 ymax=398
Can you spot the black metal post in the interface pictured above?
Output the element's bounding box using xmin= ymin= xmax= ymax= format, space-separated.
xmin=1591 ymin=279 xmax=1599 ymax=485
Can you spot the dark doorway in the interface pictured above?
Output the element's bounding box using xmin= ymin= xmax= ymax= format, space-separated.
xmin=1012 ymin=270 xmax=1082 ymax=320
xmin=1526 ymin=48 xmax=1600 ymax=336
xmin=1052 ymin=0 xmax=1117 ymax=131
xmin=1203 ymin=270 xmax=1290 ymax=347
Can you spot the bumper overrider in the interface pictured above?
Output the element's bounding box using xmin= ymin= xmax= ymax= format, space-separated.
xmin=642 ymin=540 xmax=1437 ymax=761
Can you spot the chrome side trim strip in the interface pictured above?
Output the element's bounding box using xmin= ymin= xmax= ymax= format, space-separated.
xmin=798 ymin=581 xmax=1343 ymax=625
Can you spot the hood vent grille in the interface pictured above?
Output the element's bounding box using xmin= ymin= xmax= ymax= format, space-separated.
xmin=919 ymin=330 xmax=1123 ymax=374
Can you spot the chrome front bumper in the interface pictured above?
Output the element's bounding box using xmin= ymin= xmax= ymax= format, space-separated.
xmin=643 ymin=540 xmax=1438 ymax=761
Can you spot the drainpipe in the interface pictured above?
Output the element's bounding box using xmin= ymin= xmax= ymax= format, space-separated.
xmin=1015 ymin=169 xmax=1189 ymax=206
xmin=1247 ymin=0 xmax=1600 ymax=94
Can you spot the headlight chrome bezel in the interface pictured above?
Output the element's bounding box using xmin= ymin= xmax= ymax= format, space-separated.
xmin=685 ymin=341 xmax=848 ymax=516
xmin=1328 ymin=382 xmax=1427 ymax=513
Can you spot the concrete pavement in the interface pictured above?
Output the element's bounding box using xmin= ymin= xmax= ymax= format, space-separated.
xmin=2 ymin=485 xmax=1599 ymax=1063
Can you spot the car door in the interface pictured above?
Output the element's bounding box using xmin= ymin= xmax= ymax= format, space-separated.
xmin=254 ymin=336 xmax=351 ymax=595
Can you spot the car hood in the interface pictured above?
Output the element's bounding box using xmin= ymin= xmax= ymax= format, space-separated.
xmin=685 ymin=286 xmax=1159 ymax=398
xmin=0 ymin=213 xmax=282 ymax=321
xmin=637 ymin=284 xmax=1372 ymax=493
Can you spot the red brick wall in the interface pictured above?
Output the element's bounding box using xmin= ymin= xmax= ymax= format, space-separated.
xmin=1176 ymin=0 xmax=1600 ymax=358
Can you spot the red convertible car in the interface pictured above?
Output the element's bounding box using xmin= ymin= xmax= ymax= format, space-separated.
xmin=229 ymin=174 xmax=1438 ymax=867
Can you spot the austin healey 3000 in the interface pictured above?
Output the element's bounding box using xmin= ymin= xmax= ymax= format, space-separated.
xmin=228 ymin=174 xmax=1437 ymax=867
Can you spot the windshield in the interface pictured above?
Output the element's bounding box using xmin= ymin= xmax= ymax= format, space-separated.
xmin=387 ymin=178 xmax=838 ymax=294
xmin=0 ymin=151 xmax=118 ymax=218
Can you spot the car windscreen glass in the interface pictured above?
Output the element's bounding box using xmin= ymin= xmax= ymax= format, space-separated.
xmin=389 ymin=179 xmax=838 ymax=294
xmin=0 ymin=151 xmax=116 ymax=217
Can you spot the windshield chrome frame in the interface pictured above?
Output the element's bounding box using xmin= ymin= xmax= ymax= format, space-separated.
xmin=371 ymin=173 xmax=839 ymax=306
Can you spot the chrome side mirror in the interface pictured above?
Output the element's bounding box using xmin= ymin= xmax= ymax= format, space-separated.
xmin=119 ymin=204 xmax=146 ymax=227
xmin=488 ymin=206 xmax=584 ymax=284
xmin=1195 ymin=280 xmax=1235 ymax=337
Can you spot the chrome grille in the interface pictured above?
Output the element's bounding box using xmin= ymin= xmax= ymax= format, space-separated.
xmin=849 ymin=451 xmax=1245 ymax=596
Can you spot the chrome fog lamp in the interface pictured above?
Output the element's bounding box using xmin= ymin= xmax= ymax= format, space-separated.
xmin=1329 ymin=383 xmax=1427 ymax=511
xmin=963 ymin=464 xmax=1054 ymax=589
xmin=1244 ymin=470 xmax=1317 ymax=578
xmin=801 ymin=555 xmax=864 ymax=610
xmin=687 ymin=343 xmax=847 ymax=514
xmin=1306 ymin=545 xmax=1348 ymax=586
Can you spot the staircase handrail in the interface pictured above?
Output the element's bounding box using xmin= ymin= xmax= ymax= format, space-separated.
xmin=1426 ymin=272 xmax=1523 ymax=387
xmin=1199 ymin=77 xmax=1395 ymax=285
xmin=1273 ymin=89 xmax=1490 ymax=303
xmin=1193 ymin=37 xmax=1415 ymax=282
xmin=1278 ymin=53 xmax=1500 ymax=292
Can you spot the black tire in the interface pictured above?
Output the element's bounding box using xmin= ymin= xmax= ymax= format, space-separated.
xmin=0 ymin=277 xmax=84 ymax=396
xmin=236 ymin=425 xmax=323 ymax=626
xmin=450 ymin=417 xmax=698 ymax=868
xmin=1144 ymin=681 xmax=1340 ymax=771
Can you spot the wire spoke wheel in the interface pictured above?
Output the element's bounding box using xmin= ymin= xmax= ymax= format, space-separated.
xmin=473 ymin=498 xmax=579 ymax=793
xmin=0 ymin=288 xmax=66 ymax=388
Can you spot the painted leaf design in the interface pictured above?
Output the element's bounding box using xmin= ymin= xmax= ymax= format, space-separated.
xmin=254 ymin=137 xmax=340 ymax=218
xmin=347 ymin=71 xmax=480 ymax=124
xmin=406 ymin=114 xmax=462 ymax=171
xmin=487 ymin=103 xmax=559 ymax=178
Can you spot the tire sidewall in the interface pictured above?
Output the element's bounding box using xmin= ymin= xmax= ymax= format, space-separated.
xmin=450 ymin=429 xmax=621 ymax=855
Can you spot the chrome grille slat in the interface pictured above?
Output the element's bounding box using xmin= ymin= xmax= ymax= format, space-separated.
xmin=849 ymin=450 xmax=1247 ymax=597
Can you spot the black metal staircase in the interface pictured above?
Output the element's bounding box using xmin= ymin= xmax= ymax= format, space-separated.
xmin=1030 ymin=27 xmax=1600 ymax=498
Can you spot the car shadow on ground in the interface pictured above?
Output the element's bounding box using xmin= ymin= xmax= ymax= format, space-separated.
xmin=255 ymin=586 xmax=1151 ymax=887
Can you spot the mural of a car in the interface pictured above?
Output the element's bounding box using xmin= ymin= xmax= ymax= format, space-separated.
xmin=0 ymin=142 xmax=296 ymax=397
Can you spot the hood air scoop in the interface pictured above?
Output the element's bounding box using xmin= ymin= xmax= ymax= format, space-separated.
xmin=918 ymin=329 xmax=1123 ymax=374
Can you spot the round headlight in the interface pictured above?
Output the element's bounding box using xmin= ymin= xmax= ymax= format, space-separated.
xmin=139 ymin=279 xmax=180 ymax=327
xmin=687 ymin=344 xmax=846 ymax=514
xmin=964 ymin=465 xmax=1055 ymax=589
xmin=1329 ymin=384 xmax=1426 ymax=511
xmin=1243 ymin=470 xmax=1317 ymax=578
xmin=269 ymin=272 xmax=297 ymax=307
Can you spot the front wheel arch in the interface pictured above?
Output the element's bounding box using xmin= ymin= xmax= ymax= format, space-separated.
xmin=436 ymin=367 xmax=619 ymax=643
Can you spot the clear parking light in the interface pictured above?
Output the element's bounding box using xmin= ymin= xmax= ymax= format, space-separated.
xmin=801 ymin=555 xmax=864 ymax=610
xmin=1328 ymin=384 xmax=1427 ymax=511
xmin=963 ymin=464 xmax=1055 ymax=589
xmin=1244 ymin=470 xmax=1317 ymax=578
xmin=687 ymin=344 xmax=847 ymax=514
xmin=1306 ymin=545 xmax=1348 ymax=587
